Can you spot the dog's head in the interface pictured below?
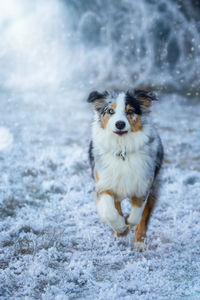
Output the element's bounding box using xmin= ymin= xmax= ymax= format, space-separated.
xmin=87 ymin=89 xmax=157 ymax=136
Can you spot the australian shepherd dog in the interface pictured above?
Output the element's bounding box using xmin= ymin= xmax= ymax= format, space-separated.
xmin=87 ymin=89 xmax=163 ymax=250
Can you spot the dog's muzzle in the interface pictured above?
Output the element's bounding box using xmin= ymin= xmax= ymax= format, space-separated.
xmin=115 ymin=121 xmax=126 ymax=130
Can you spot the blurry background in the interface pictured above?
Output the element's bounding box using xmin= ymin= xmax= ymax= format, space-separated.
xmin=0 ymin=0 xmax=200 ymax=95
xmin=0 ymin=1 xmax=200 ymax=299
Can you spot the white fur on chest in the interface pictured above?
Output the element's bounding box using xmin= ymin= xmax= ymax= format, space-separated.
xmin=96 ymin=151 xmax=152 ymax=199
xmin=92 ymin=116 xmax=157 ymax=200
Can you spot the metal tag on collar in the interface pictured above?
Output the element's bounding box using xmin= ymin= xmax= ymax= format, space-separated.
xmin=116 ymin=151 xmax=126 ymax=161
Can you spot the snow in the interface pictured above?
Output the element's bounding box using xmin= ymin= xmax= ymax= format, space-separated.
xmin=0 ymin=91 xmax=200 ymax=299
xmin=0 ymin=127 xmax=13 ymax=151
xmin=0 ymin=0 xmax=200 ymax=299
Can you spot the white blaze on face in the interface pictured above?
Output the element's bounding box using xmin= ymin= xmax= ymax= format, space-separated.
xmin=107 ymin=93 xmax=130 ymax=132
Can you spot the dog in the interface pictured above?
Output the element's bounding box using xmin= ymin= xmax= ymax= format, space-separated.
xmin=87 ymin=89 xmax=163 ymax=249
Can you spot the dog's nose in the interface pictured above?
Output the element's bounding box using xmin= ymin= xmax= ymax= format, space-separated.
xmin=115 ymin=121 xmax=126 ymax=130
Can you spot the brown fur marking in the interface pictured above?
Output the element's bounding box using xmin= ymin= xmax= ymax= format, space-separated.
xmin=101 ymin=103 xmax=116 ymax=129
xmin=101 ymin=114 xmax=110 ymax=129
xmin=138 ymin=97 xmax=151 ymax=107
xmin=110 ymin=103 xmax=116 ymax=110
xmin=126 ymin=104 xmax=142 ymax=132
xmin=129 ymin=115 xmax=142 ymax=132
xmin=114 ymin=201 xmax=129 ymax=237
xmin=131 ymin=196 xmax=143 ymax=208
xmin=114 ymin=201 xmax=123 ymax=216
xmin=100 ymin=190 xmax=112 ymax=197
xmin=94 ymin=172 xmax=99 ymax=181
xmin=125 ymin=104 xmax=133 ymax=112
xmin=134 ymin=193 xmax=155 ymax=242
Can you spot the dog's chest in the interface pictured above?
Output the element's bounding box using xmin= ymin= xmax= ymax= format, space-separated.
xmin=96 ymin=150 xmax=152 ymax=199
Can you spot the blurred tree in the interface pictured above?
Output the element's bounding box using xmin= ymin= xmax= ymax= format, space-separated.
xmin=63 ymin=0 xmax=200 ymax=96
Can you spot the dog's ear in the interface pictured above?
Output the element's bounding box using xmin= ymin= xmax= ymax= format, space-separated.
xmin=87 ymin=91 xmax=108 ymax=103
xmin=134 ymin=89 xmax=157 ymax=107
xmin=87 ymin=90 xmax=108 ymax=112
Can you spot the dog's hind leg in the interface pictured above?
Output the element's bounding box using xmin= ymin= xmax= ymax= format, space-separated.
xmin=134 ymin=192 xmax=155 ymax=250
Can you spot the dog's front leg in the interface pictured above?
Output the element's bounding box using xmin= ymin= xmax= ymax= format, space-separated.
xmin=96 ymin=191 xmax=128 ymax=234
xmin=127 ymin=196 xmax=146 ymax=225
xmin=127 ymin=178 xmax=153 ymax=226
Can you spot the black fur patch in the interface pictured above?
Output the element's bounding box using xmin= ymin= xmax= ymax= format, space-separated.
xmin=101 ymin=104 xmax=110 ymax=116
xmin=87 ymin=90 xmax=109 ymax=116
xmin=125 ymin=91 xmax=142 ymax=115
xmin=87 ymin=91 xmax=108 ymax=103
xmin=154 ymin=137 xmax=164 ymax=178
xmin=126 ymin=89 xmax=157 ymax=114
xmin=88 ymin=141 xmax=95 ymax=177
xmin=134 ymin=89 xmax=157 ymax=102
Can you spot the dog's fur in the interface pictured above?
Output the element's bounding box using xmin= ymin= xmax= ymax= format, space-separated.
xmin=87 ymin=89 xmax=163 ymax=249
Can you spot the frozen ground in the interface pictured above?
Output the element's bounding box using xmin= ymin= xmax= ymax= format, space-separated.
xmin=0 ymin=90 xmax=200 ymax=300
xmin=0 ymin=0 xmax=200 ymax=299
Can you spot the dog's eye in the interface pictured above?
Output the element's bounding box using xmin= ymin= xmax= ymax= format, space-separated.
xmin=127 ymin=109 xmax=134 ymax=115
xmin=108 ymin=109 xmax=115 ymax=115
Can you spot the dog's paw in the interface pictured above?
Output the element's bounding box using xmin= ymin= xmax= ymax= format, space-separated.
xmin=133 ymin=241 xmax=147 ymax=252
xmin=114 ymin=225 xmax=130 ymax=238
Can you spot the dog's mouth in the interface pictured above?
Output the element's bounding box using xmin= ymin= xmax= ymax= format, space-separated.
xmin=113 ymin=130 xmax=128 ymax=136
